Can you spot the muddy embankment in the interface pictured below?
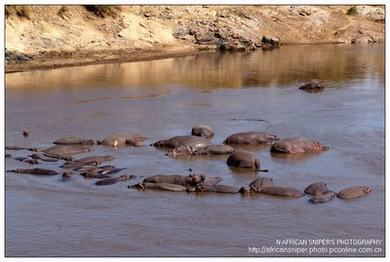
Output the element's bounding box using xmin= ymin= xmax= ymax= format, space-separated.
xmin=5 ymin=5 xmax=385 ymax=73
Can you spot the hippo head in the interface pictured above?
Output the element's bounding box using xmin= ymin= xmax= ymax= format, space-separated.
xmin=239 ymin=186 xmax=252 ymax=194
xmin=266 ymin=134 xmax=279 ymax=143
xmin=186 ymin=185 xmax=197 ymax=192
xmin=189 ymin=174 xmax=206 ymax=185
xmin=126 ymin=139 xmax=144 ymax=147
xmin=135 ymin=134 xmax=145 ymax=141
xmin=167 ymin=146 xmax=188 ymax=157
xmin=364 ymin=186 xmax=372 ymax=193
xmin=85 ymin=139 xmax=97 ymax=145
xmin=315 ymin=142 xmax=329 ymax=152
xmin=130 ymin=183 xmax=144 ymax=190
xmin=254 ymin=159 xmax=260 ymax=170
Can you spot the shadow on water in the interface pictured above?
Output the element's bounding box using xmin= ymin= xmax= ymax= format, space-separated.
xmin=270 ymin=151 xmax=324 ymax=163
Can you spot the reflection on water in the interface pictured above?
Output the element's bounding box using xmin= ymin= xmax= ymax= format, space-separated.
xmin=270 ymin=151 xmax=323 ymax=162
xmin=6 ymin=44 xmax=384 ymax=91
xmin=5 ymin=44 xmax=384 ymax=256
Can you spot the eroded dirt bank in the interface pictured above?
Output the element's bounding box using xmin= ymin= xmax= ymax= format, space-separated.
xmin=5 ymin=5 xmax=385 ymax=73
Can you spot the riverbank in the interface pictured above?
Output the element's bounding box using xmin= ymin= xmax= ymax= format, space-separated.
xmin=5 ymin=5 xmax=384 ymax=73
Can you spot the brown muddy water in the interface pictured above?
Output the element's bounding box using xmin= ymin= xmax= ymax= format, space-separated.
xmin=5 ymin=44 xmax=384 ymax=256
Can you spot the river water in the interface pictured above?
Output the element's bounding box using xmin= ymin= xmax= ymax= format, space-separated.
xmin=5 ymin=44 xmax=384 ymax=256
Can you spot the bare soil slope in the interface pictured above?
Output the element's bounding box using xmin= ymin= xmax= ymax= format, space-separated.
xmin=5 ymin=5 xmax=384 ymax=72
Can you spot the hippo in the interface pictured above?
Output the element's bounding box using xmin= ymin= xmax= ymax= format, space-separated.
xmin=152 ymin=135 xmax=210 ymax=154
xmin=191 ymin=184 xmax=239 ymax=194
xmin=191 ymin=125 xmax=215 ymax=139
xmin=15 ymin=157 xmax=39 ymax=165
xmin=337 ymin=186 xmax=372 ymax=199
xmin=223 ymin=132 xmax=278 ymax=145
xmin=95 ymin=175 xmax=136 ymax=186
xmin=80 ymin=165 xmax=125 ymax=178
xmin=130 ymin=182 xmax=188 ymax=192
xmin=194 ymin=145 xmax=234 ymax=155
xmin=6 ymin=146 xmax=38 ymax=151
xmin=8 ymin=168 xmax=58 ymax=176
xmin=62 ymin=171 xmax=73 ymax=179
xmin=99 ymin=132 xmax=144 ymax=147
xmin=304 ymin=182 xmax=330 ymax=196
xmin=42 ymin=145 xmax=92 ymax=159
xmin=257 ymin=186 xmax=304 ymax=197
xmin=299 ymin=82 xmax=324 ymax=93
xmin=53 ymin=137 xmax=97 ymax=145
xmin=271 ymin=138 xmax=329 ymax=154
xmin=61 ymin=155 xmax=115 ymax=169
xmin=23 ymin=130 xmax=29 ymax=137
xmin=28 ymin=153 xmax=59 ymax=162
xmin=143 ymin=174 xmax=211 ymax=187
xmin=169 ymin=144 xmax=234 ymax=156
xmin=240 ymin=177 xmax=274 ymax=194
xmin=227 ymin=151 xmax=266 ymax=171
xmin=309 ymin=191 xmax=336 ymax=204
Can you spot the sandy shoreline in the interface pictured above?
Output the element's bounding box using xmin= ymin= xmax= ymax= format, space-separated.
xmin=5 ymin=45 xmax=203 ymax=73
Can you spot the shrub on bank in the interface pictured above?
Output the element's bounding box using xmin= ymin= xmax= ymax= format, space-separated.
xmin=346 ymin=6 xmax=358 ymax=16
xmin=83 ymin=5 xmax=120 ymax=18
xmin=5 ymin=5 xmax=31 ymax=19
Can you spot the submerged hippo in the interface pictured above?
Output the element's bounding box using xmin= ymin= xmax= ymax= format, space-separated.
xmin=271 ymin=138 xmax=329 ymax=154
xmin=130 ymin=182 xmax=188 ymax=192
xmin=257 ymin=186 xmax=304 ymax=197
xmin=239 ymin=177 xmax=274 ymax=194
xmin=6 ymin=146 xmax=38 ymax=151
xmin=337 ymin=186 xmax=372 ymax=199
xmin=299 ymin=82 xmax=324 ymax=93
xmin=80 ymin=165 xmax=125 ymax=178
xmin=152 ymin=135 xmax=210 ymax=155
xmin=61 ymin=155 xmax=115 ymax=169
xmin=42 ymin=145 xmax=92 ymax=159
xmin=170 ymin=144 xmax=234 ymax=156
xmin=62 ymin=171 xmax=73 ymax=180
xmin=95 ymin=175 xmax=136 ymax=186
xmin=99 ymin=132 xmax=145 ymax=147
xmin=15 ymin=157 xmax=39 ymax=165
xmin=23 ymin=130 xmax=29 ymax=137
xmin=191 ymin=184 xmax=239 ymax=194
xmin=143 ymin=174 xmax=204 ymax=186
xmin=227 ymin=151 xmax=266 ymax=171
xmin=53 ymin=137 xmax=97 ymax=145
xmin=28 ymin=153 xmax=59 ymax=162
xmin=191 ymin=125 xmax=215 ymax=139
xmin=223 ymin=132 xmax=278 ymax=145
xmin=194 ymin=145 xmax=234 ymax=155
xmin=304 ymin=182 xmax=330 ymax=196
xmin=8 ymin=168 xmax=58 ymax=176
xmin=309 ymin=191 xmax=336 ymax=204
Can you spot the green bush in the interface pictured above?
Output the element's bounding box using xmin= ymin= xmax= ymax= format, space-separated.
xmin=346 ymin=6 xmax=358 ymax=16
